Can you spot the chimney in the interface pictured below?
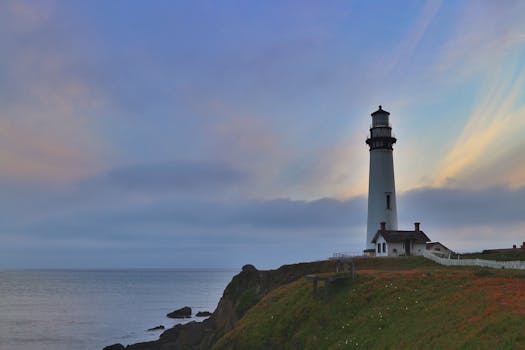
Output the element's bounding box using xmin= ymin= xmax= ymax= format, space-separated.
xmin=522 ymin=242 xmax=525 ymax=249
xmin=414 ymin=222 xmax=420 ymax=232
xmin=380 ymin=222 xmax=386 ymax=232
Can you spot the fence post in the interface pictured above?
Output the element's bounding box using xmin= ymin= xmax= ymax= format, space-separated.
xmin=312 ymin=277 xmax=318 ymax=300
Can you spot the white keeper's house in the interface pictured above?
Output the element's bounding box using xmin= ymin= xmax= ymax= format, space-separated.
xmin=371 ymin=222 xmax=430 ymax=257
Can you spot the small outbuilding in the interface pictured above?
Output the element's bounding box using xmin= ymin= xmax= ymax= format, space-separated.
xmin=426 ymin=242 xmax=453 ymax=257
xmin=371 ymin=222 xmax=430 ymax=257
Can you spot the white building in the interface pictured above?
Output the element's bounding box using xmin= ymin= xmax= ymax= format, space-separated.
xmin=371 ymin=222 xmax=430 ymax=257
xmin=365 ymin=106 xmax=398 ymax=253
xmin=426 ymin=242 xmax=453 ymax=257
xmin=362 ymin=106 xmax=436 ymax=256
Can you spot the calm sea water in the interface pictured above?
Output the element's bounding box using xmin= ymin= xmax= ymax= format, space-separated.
xmin=0 ymin=269 xmax=236 ymax=350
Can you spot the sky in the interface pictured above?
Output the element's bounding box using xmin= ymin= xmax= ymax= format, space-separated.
xmin=0 ymin=0 xmax=524 ymax=269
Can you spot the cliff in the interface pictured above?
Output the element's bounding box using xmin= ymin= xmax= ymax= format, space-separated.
xmin=104 ymin=260 xmax=335 ymax=350
xmin=216 ymin=258 xmax=525 ymax=349
xmin=107 ymin=257 xmax=525 ymax=349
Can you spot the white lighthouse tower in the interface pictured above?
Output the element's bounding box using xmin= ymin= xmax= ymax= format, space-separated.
xmin=365 ymin=106 xmax=398 ymax=251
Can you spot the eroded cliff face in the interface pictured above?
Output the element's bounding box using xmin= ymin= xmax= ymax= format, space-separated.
xmin=105 ymin=260 xmax=335 ymax=350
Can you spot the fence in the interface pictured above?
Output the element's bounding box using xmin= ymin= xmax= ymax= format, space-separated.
xmin=330 ymin=252 xmax=364 ymax=259
xmin=423 ymin=250 xmax=525 ymax=270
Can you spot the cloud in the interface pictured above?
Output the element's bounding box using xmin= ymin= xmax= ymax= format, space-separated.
xmin=0 ymin=112 xmax=102 ymax=183
xmin=407 ymin=1 xmax=525 ymax=188
xmin=11 ymin=180 xmax=525 ymax=242
xmin=207 ymin=116 xmax=291 ymax=197
xmin=382 ymin=0 xmax=442 ymax=75
xmin=20 ymin=196 xmax=366 ymax=239
xmin=434 ymin=70 xmax=525 ymax=187
xmin=2 ymin=177 xmax=524 ymax=267
xmin=399 ymin=186 xmax=525 ymax=228
xmin=233 ymin=197 xmax=366 ymax=229
xmin=81 ymin=161 xmax=248 ymax=195
xmin=430 ymin=223 xmax=525 ymax=253
xmin=434 ymin=1 xmax=525 ymax=77
xmin=453 ymin=138 xmax=525 ymax=189
xmin=298 ymin=136 xmax=369 ymax=199
xmin=400 ymin=186 xmax=525 ymax=251
xmin=0 ymin=192 xmax=369 ymax=268
xmin=0 ymin=0 xmax=108 ymax=183
xmin=2 ymin=0 xmax=55 ymax=33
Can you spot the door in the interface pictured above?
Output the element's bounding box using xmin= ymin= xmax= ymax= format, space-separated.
xmin=404 ymin=240 xmax=411 ymax=256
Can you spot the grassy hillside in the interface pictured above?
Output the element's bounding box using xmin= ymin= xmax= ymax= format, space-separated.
xmin=214 ymin=257 xmax=525 ymax=350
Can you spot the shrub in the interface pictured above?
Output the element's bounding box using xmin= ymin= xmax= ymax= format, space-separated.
xmin=235 ymin=288 xmax=260 ymax=317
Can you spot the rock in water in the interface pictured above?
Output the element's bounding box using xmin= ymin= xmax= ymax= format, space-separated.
xmin=196 ymin=311 xmax=212 ymax=317
xmin=103 ymin=344 xmax=125 ymax=350
xmin=167 ymin=306 xmax=192 ymax=318
xmin=147 ymin=325 xmax=165 ymax=331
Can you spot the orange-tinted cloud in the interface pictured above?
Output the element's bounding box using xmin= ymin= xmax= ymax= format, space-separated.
xmin=0 ymin=85 xmax=106 ymax=183
xmin=422 ymin=2 xmax=525 ymax=189
xmin=305 ymin=134 xmax=369 ymax=199
xmin=0 ymin=0 xmax=108 ymax=183
xmin=434 ymin=69 xmax=525 ymax=188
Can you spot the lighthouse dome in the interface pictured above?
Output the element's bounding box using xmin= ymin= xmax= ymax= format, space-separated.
xmin=371 ymin=105 xmax=390 ymax=116
xmin=371 ymin=105 xmax=390 ymax=127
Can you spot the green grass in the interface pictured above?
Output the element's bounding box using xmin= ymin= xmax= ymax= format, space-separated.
xmin=214 ymin=257 xmax=525 ymax=350
xmin=235 ymin=287 xmax=260 ymax=317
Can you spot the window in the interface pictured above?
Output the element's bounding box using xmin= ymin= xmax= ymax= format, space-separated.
xmin=382 ymin=242 xmax=386 ymax=253
xmin=377 ymin=243 xmax=381 ymax=253
xmin=386 ymin=194 xmax=391 ymax=209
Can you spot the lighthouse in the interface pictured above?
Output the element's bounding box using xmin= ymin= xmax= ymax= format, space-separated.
xmin=365 ymin=106 xmax=398 ymax=251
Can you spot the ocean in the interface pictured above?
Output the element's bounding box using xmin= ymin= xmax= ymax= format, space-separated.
xmin=0 ymin=269 xmax=236 ymax=350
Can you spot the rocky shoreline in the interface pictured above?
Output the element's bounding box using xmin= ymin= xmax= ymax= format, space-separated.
xmin=103 ymin=260 xmax=335 ymax=350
